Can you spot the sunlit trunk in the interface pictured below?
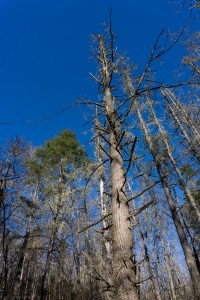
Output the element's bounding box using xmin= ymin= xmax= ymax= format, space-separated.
xmin=98 ymin=35 xmax=138 ymax=300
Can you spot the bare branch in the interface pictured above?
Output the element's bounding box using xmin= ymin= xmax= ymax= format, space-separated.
xmin=84 ymin=159 xmax=109 ymax=198
xmin=79 ymin=211 xmax=112 ymax=234
xmin=126 ymin=178 xmax=166 ymax=203
xmin=132 ymin=200 xmax=155 ymax=217
xmin=89 ymin=72 xmax=103 ymax=85
xmin=124 ymin=137 xmax=137 ymax=176
xmin=135 ymin=275 xmax=153 ymax=284
xmin=99 ymin=144 xmax=112 ymax=160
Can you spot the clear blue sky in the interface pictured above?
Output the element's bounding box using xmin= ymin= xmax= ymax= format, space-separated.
xmin=0 ymin=0 xmax=197 ymax=148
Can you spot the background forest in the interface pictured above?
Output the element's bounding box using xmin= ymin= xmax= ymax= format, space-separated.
xmin=0 ymin=0 xmax=200 ymax=299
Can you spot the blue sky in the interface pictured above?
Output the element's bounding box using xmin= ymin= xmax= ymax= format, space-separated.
xmin=0 ymin=0 xmax=198 ymax=148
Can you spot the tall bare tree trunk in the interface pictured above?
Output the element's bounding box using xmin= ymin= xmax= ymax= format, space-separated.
xmin=173 ymin=189 xmax=200 ymax=274
xmin=154 ymin=205 xmax=177 ymax=300
xmin=147 ymin=96 xmax=200 ymax=224
xmin=2 ymin=215 xmax=9 ymax=299
xmin=96 ymin=109 xmax=112 ymax=261
xmin=40 ymin=194 xmax=62 ymax=300
xmin=142 ymin=174 xmax=178 ymax=300
xmin=128 ymin=183 xmax=162 ymax=300
xmin=124 ymin=74 xmax=200 ymax=296
xmin=162 ymin=89 xmax=200 ymax=163
xmin=143 ymin=203 xmax=167 ymax=299
xmin=1 ymin=180 xmax=9 ymax=300
xmin=14 ymin=214 xmax=32 ymax=299
xmin=162 ymin=89 xmax=200 ymax=146
xmin=97 ymin=34 xmax=138 ymax=300
xmin=23 ymin=266 xmax=30 ymax=300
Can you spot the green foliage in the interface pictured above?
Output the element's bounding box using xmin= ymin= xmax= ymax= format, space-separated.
xmin=35 ymin=129 xmax=88 ymax=167
xmin=181 ymin=164 xmax=196 ymax=180
xmin=25 ymin=130 xmax=89 ymax=190
xmin=26 ymin=159 xmax=45 ymax=177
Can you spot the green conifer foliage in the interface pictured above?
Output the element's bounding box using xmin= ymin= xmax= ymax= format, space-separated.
xmin=35 ymin=130 xmax=87 ymax=167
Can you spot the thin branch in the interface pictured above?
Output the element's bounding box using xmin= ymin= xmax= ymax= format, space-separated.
xmin=121 ymin=28 xmax=185 ymax=122
xmin=79 ymin=199 xmax=154 ymax=234
xmin=79 ymin=99 xmax=105 ymax=108
xmin=95 ymin=124 xmax=109 ymax=134
xmin=79 ymin=211 xmax=112 ymax=234
xmin=116 ymin=131 xmax=126 ymax=149
xmin=131 ymin=200 xmax=155 ymax=217
xmin=84 ymin=159 xmax=109 ymax=198
xmin=124 ymin=137 xmax=137 ymax=176
xmin=98 ymin=131 xmax=111 ymax=146
xmin=132 ymin=257 xmax=145 ymax=267
xmin=99 ymin=144 xmax=112 ymax=160
xmin=126 ymin=177 xmax=166 ymax=203
xmin=89 ymin=72 xmax=103 ymax=85
xmin=135 ymin=275 xmax=153 ymax=284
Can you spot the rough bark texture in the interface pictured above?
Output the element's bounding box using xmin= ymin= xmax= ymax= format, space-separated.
xmin=98 ymin=35 xmax=138 ymax=300
xmin=110 ymin=136 xmax=138 ymax=300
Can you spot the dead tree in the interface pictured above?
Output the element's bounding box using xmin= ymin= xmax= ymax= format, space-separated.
xmin=127 ymin=183 xmax=162 ymax=300
xmin=81 ymin=26 xmax=169 ymax=299
xmin=123 ymin=74 xmax=200 ymax=296
xmin=146 ymin=94 xmax=200 ymax=224
xmin=162 ymin=89 xmax=200 ymax=164
xmin=94 ymin=32 xmax=139 ymax=300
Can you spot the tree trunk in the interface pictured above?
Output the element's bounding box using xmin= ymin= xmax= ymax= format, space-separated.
xmin=172 ymin=186 xmax=200 ymax=274
xmin=162 ymin=88 xmax=200 ymax=147
xmin=40 ymin=194 xmax=62 ymax=300
xmin=96 ymin=109 xmax=112 ymax=260
xmin=128 ymin=183 xmax=162 ymax=300
xmin=154 ymin=205 xmax=177 ymax=300
xmin=139 ymin=108 xmax=200 ymax=295
xmin=23 ymin=266 xmax=30 ymax=300
xmin=14 ymin=215 xmax=32 ymax=299
xmin=162 ymin=89 xmax=200 ymax=164
xmin=98 ymin=34 xmax=138 ymax=300
xmin=124 ymin=74 xmax=200 ymax=296
xmin=147 ymin=96 xmax=200 ymax=225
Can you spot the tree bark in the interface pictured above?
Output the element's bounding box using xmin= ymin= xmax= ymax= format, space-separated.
xmin=147 ymin=96 xmax=200 ymax=225
xmin=40 ymin=194 xmax=62 ymax=300
xmin=162 ymin=88 xmax=200 ymax=148
xmin=124 ymin=74 xmax=200 ymax=296
xmin=128 ymin=183 xmax=162 ymax=300
xmin=154 ymin=204 xmax=177 ymax=300
xmin=97 ymin=34 xmax=138 ymax=300
xmin=14 ymin=214 xmax=32 ymax=299
xmin=162 ymin=89 xmax=200 ymax=164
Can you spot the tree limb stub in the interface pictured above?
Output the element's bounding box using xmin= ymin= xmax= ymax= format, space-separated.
xmin=80 ymin=178 xmax=165 ymax=234
xmin=79 ymin=199 xmax=156 ymax=234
